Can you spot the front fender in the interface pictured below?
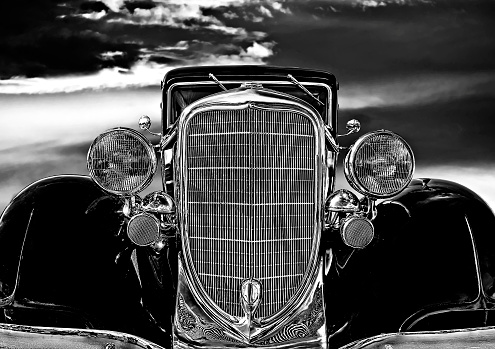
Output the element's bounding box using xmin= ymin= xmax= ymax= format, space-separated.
xmin=326 ymin=178 xmax=495 ymax=345
xmin=0 ymin=175 xmax=172 ymax=344
xmin=0 ymin=175 xmax=109 ymax=306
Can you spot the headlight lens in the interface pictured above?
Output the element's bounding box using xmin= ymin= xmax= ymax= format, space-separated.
xmin=344 ymin=130 xmax=414 ymax=198
xmin=87 ymin=128 xmax=157 ymax=195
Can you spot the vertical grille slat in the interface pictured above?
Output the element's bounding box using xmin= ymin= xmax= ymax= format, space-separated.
xmin=185 ymin=107 xmax=316 ymax=318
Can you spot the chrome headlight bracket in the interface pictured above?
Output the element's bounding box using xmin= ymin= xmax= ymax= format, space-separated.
xmin=123 ymin=191 xmax=177 ymax=250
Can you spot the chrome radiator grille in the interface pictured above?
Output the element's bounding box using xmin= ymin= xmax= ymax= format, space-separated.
xmin=184 ymin=107 xmax=316 ymax=318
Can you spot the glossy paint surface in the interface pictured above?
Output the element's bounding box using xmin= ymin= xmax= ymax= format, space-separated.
xmin=1 ymin=164 xmax=495 ymax=349
xmin=0 ymin=176 xmax=173 ymax=345
xmin=325 ymin=178 xmax=495 ymax=347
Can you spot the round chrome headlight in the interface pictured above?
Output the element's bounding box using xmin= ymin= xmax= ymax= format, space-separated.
xmin=344 ymin=130 xmax=414 ymax=198
xmin=87 ymin=128 xmax=157 ymax=195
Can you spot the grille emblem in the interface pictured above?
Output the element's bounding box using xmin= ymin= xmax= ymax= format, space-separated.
xmin=240 ymin=278 xmax=261 ymax=319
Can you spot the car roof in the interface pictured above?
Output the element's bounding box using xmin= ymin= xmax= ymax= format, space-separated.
xmin=162 ymin=65 xmax=337 ymax=90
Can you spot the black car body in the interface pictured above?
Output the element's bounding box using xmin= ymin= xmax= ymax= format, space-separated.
xmin=1 ymin=65 xmax=495 ymax=349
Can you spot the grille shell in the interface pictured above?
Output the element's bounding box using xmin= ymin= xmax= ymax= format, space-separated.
xmin=180 ymin=100 xmax=321 ymax=320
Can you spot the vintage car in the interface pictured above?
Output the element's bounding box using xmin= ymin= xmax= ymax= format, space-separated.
xmin=1 ymin=65 xmax=495 ymax=349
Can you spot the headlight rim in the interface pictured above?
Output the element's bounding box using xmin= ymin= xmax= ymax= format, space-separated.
xmin=344 ymin=129 xmax=415 ymax=199
xmin=87 ymin=127 xmax=157 ymax=196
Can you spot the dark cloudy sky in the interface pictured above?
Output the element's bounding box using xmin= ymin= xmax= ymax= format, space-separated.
xmin=1 ymin=0 xmax=495 ymax=213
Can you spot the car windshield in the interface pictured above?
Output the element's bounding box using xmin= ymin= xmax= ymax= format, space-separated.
xmin=168 ymin=82 xmax=331 ymax=126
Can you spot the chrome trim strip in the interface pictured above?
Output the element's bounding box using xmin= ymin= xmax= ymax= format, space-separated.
xmin=0 ymin=323 xmax=165 ymax=349
xmin=324 ymin=125 xmax=339 ymax=153
xmin=340 ymin=326 xmax=495 ymax=349
xmin=464 ymin=215 xmax=484 ymax=299
xmin=159 ymin=121 xmax=178 ymax=149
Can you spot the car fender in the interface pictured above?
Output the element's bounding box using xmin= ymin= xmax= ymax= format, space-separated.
xmin=326 ymin=178 xmax=495 ymax=345
xmin=0 ymin=175 xmax=172 ymax=344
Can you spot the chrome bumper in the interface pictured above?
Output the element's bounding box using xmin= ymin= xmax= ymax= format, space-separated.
xmin=3 ymin=323 xmax=495 ymax=349
xmin=0 ymin=323 xmax=166 ymax=349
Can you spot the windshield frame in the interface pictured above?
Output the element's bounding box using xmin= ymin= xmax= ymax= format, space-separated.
xmin=165 ymin=80 xmax=333 ymax=129
xmin=161 ymin=65 xmax=338 ymax=136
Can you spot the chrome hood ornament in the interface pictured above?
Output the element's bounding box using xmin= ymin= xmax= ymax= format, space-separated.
xmin=239 ymin=278 xmax=262 ymax=340
xmin=240 ymin=278 xmax=262 ymax=319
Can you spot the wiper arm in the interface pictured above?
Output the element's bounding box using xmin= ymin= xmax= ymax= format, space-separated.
xmin=287 ymin=74 xmax=324 ymax=106
xmin=209 ymin=73 xmax=227 ymax=91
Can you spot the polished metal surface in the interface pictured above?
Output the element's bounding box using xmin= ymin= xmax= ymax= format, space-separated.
xmin=139 ymin=115 xmax=162 ymax=137
xmin=123 ymin=195 xmax=142 ymax=218
xmin=173 ymin=256 xmax=327 ymax=348
xmin=340 ymin=215 xmax=374 ymax=249
xmin=87 ymin=128 xmax=157 ymax=195
xmin=340 ymin=326 xmax=495 ymax=349
xmin=185 ymin=105 xmax=316 ymax=319
xmin=0 ymin=323 xmax=165 ymax=349
xmin=127 ymin=212 xmax=160 ymax=246
xmin=344 ymin=130 xmax=415 ymax=198
xmin=241 ymin=82 xmax=264 ymax=89
xmin=176 ymin=87 xmax=326 ymax=342
xmin=209 ymin=73 xmax=227 ymax=91
xmin=139 ymin=115 xmax=152 ymax=130
xmin=346 ymin=119 xmax=361 ymax=134
xmin=360 ymin=196 xmax=378 ymax=221
xmin=337 ymin=119 xmax=361 ymax=138
xmin=240 ymin=278 xmax=262 ymax=319
xmin=159 ymin=121 xmax=178 ymax=149
xmin=288 ymin=74 xmax=324 ymax=106
xmin=142 ymin=191 xmax=176 ymax=215
xmin=325 ymin=189 xmax=360 ymax=213
xmin=324 ymin=125 xmax=340 ymax=153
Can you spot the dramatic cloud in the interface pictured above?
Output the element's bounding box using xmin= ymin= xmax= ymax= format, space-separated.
xmin=101 ymin=0 xmax=125 ymax=12
xmin=0 ymin=0 xmax=286 ymax=81
xmin=0 ymin=41 xmax=276 ymax=94
xmin=258 ymin=5 xmax=274 ymax=17
xmin=0 ymin=62 xmax=168 ymax=94
xmin=1 ymin=0 xmax=495 ymax=213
